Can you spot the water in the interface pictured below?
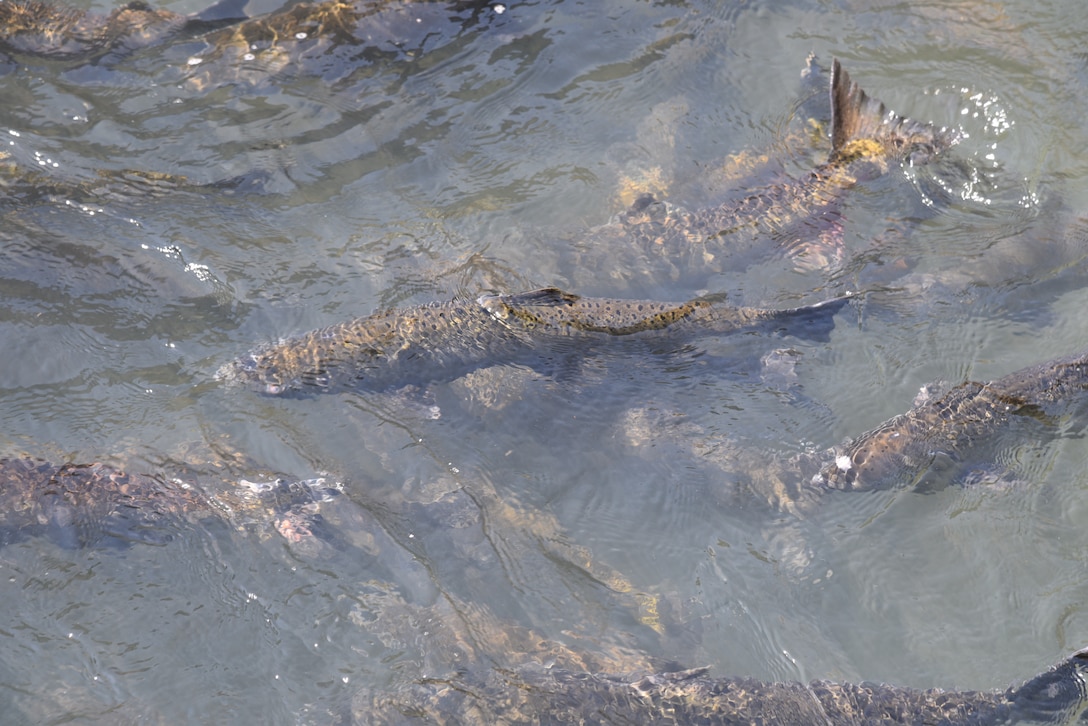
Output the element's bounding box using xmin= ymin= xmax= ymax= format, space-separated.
xmin=1 ymin=0 xmax=1088 ymax=721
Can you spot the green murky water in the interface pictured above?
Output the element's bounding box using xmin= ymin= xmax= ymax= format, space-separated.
xmin=1 ymin=0 xmax=1088 ymax=722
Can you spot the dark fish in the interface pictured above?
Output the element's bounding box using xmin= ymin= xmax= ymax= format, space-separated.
xmin=176 ymin=0 xmax=505 ymax=91
xmin=0 ymin=0 xmax=192 ymax=59
xmin=0 ymin=456 xmax=340 ymax=549
xmin=664 ymin=348 xmax=1088 ymax=513
xmin=225 ymin=287 xmax=851 ymax=395
xmin=817 ymin=349 xmax=1088 ymax=492
xmin=0 ymin=0 xmax=502 ymax=71
xmin=572 ymin=59 xmax=955 ymax=288
xmin=369 ymin=647 xmax=1088 ymax=725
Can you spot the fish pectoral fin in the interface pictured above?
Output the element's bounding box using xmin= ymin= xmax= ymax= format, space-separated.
xmin=914 ymin=453 xmax=1024 ymax=494
xmin=519 ymin=348 xmax=590 ymax=384
xmin=829 ymin=58 xmax=951 ymax=166
xmin=549 ymin=357 xmax=584 ymax=384
xmin=997 ymin=396 xmax=1048 ymax=421
xmin=957 ymin=463 xmax=1024 ymax=491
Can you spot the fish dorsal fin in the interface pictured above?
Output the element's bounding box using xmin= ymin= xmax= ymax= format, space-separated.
xmin=477 ymin=288 xmax=579 ymax=322
xmin=499 ymin=288 xmax=580 ymax=307
xmin=829 ymin=58 xmax=952 ymax=165
xmin=690 ymin=291 xmax=730 ymax=305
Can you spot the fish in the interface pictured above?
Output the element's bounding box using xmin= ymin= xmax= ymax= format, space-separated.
xmin=637 ymin=347 xmax=1088 ymax=514
xmin=815 ymin=348 xmax=1088 ymax=492
xmin=0 ymin=0 xmax=222 ymax=60
xmin=0 ymin=456 xmax=341 ymax=550
xmin=568 ymin=59 xmax=956 ymax=290
xmin=367 ymin=647 xmax=1088 ymax=725
xmin=224 ymin=287 xmax=852 ymax=395
xmin=0 ymin=0 xmax=504 ymax=79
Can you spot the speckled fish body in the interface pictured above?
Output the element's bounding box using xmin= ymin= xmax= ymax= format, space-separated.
xmin=0 ymin=457 xmax=339 ymax=548
xmin=0 ymin=0 xmax=189 ymax=59
xmin=0 ymin=0 xmax=503 ymax=81
xmin=477 ymin=287 xmax=849 ymax=338
xmin=369 ymin=648 xmax=1088 ymax=725
xmin=817 ymin=350 xmax=1088 ymax=492
xmin=227 ymin=287 xmax=850 ymax=395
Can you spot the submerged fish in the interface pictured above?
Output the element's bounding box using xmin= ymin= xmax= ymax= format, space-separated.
xmin=355 ymin=583 xmax=1088 ymax=725
xmin=569 ymin=59 xmax=956 ymax=290
xmin=369 ymin=647 xmax=1088 ymax=725
xmin=225 ymin=287 xmax=851 ymax=395
xmin=0 ymin=456 xmax=341 ymax=550
xmin=815 ymin=348 xmax=1088 ymax=492
xmin=638 ymin=347 xmax=1088 ymax=513
xmin=0 ymin=0 xmax=231 ymax=60
xmin=0 ymin=0 xmax=504 ymax=79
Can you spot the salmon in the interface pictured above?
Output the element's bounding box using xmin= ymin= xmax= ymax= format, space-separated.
xmin=573 ymin=59 xmax=955 ymax=289
xmin=817 ymin=349 xmax=1088 ymax=492
xmin=0 ymin=456 xmax=339 ymax=548
xmin=225 ymin=287 xmax=851 ymax=395
xmin=368 ymin=647 xmax=1088 ymax=725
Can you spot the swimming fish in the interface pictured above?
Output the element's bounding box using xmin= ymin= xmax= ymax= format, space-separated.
xmin=816 ymin=348 xmax=1088 ymax=492
xmin=0 ymin=456 xmax=340 ymax=549
xmin=225 ymin=287 xmax=851 ymax=395
xmin=570 ymin=59 xmax=956 ymax=289
xmin=369 ymin=647 xmax=1088 ymax=725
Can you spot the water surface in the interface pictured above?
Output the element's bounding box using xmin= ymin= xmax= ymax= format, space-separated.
xmin=2 ymin=0 xmax=1088 ymax=722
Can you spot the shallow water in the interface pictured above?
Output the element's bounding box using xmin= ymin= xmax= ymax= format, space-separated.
xmin=2 ymin=0 xmax=1088 ymax=722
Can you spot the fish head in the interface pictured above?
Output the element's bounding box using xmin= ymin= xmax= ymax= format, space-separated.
xmin=816 ymin=423 xmax=918 ymax=492
xmin=1010 ymin=648 xmax=1088 ymax=724
xmin=219 ymin=350 xmax=302 ymax=395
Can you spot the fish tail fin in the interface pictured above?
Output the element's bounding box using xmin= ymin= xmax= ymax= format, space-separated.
xmin=829 ymin=58 xmax=952 ymax=166
xmin=771 ymin=294 xmax=853 ymax=342
xmin=192 ymin=0 xmax=249 ymax=22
